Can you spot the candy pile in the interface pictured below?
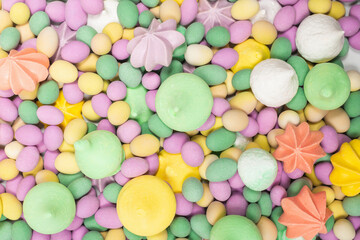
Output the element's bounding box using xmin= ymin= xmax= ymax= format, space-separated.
xmin=0 ymin=0 xmax=360 ymax=239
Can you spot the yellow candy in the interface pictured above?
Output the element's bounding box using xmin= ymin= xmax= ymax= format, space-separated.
xmin=199 ymin=154 xmax=218 ymax=179
xmin=148 ymin=230 xmax=168 ymax=240
xmin=347 ymin=70 xmax=360 ymax=92
xmin=0 ymin=10 xmax=13 ymax=34
xmin=91 ymin=33 xmax=112 ymax=55
xmin=229 ymin=91 xmax=257 ymax=114
xmin=231 ymin=0 xmax=259 ymax=20
xmin=328 ymin=1 xmax=345 ymax=19
xmin=308 ymin=0 xmax=332 ymax=14
xmin=305 ymin=167 xmax=322 ymax=187
xmin=231 ymin=39 xmax=270 ymax=73
xmin=254 ymin=135 xmax=270 ymax=152
xmin=78 ymin=72 xmax=104 ymax=95
xmin=313 ymin=186 xmax=335 ymax=205
xmin=308 ymin=120 xmax=326 ymax=131
xmin=328 ymin=200 xmax=348 ymax=220
xmin=0 ymin=193 xmax=22 ymax=220
xmin=0 ymin=158 xmax=18 ymax=180
xmin=4 ymin=141 xmax=24 ymax=159
xmin=201 ymin=117 xmax=223 ymax=136
xmin=64 ymin=118 xmax=87 ymax=145
xmin=278 ymin=110 xmax=300 ymax=129
xmin=130 ymin=134 xmax=160 ymax=157
xmin=324 ymin=108 xmax=350 ymax=133
xmin=185 ymin=44 xmax=213 ymax=66
xmin=220 ymin=147 xmax=242 ymax=162
xmin=191 ymin=135 xmax=211 ymax=156
xmin=123 ymin=143 xmax=134 ymax=159
xmin=156 ymin=150 xmax=200 ymax=192
xmin=107 ymin=101 xmax=130 ymax=126
xmin=35 ymin=170 xmax=59 ymax=184
xmin=330 ymin=139 xmax=360 ymax=196
xmin=54 ymin=91 xmax=84 ymax=129
xmin=19 ymin=84 xmax=38 ymax=100
xmin=15 ymin=22 xmax=34 ymax=43
xmin=159 ymin=0 xmax=181 ymax=23
xmin=252 ymin=20 xmax=277 ymax=45
xmin=37 ymin=26 xmax=59 ymax=58
xmin=255 ymin=101 xmax=265 ymax=112
xmin=245 ymin=142 xmax=261 ymax=150
xmin=76 ymin=53 xmax=99 ymax=72
xmin=297 ymin=109 xmax=307 ymax=123
xmin=206 ymin=201 xmax=226 ymax=225
xmin=0 ymin=48 xmax=8 ymax=59
xmin=332 ymin=185 xmax=345 ymax=200
xmin=23 ymin=157 xmax=43 ymax=177
xmin=58 ymin=140 xmax=75 ymax=153
xmin=55 ymin=152 xmax=80 ymax=174
xmin=222 ymin=109 xmax=248 ymax=132
xmin=103 ymin=22 xmax=123 ymax=43
xmin=122 ymin=28 xmax=135 ymax=40
xmin=105 ymin=229 xmax=126 ymax=240
xmin=196 ymin=182 xmax=214 ymax=207
xmin=210 ymin=84 xmax=228 ymax=99
xmin=117 ymin=175 xmax=176 ymax=236
xmin=224 ymin=70 xmax=236 ymax=95
xmin=103 ymin=80 xmax=110 ymax=91
xmin=10 ymin=2 xmax=30 ymax=25
xmin=50 ymin=60 xmax=78 ymax=84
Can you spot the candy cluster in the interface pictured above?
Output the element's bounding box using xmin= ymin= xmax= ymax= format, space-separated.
xmin=0 ymin=0 xmax=360 ymax=239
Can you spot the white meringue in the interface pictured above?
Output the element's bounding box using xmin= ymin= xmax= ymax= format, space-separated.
xmin=251 ymin=0 xmax=281 ymax=24
xmin=250 ymin=59 xmax=298 ymax=108
xmin=296 ymin=14 xmax=344 ymax=63
xmin=87 ymin=0 xmax=118 ymax=33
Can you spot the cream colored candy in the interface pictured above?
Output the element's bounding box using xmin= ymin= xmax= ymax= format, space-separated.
xmin=55 ymin=152 xmax=81 ymax=174
xmin=267 ymin=129 xmax=284 ymax=148
xmin=4 ymin=141 xmax=24 ymax=159
xmin=229 ymin=91 xmax=257 ymax=114
xmin=184 ymin=44 xmax=213 ymax=66
xmin=19 ymin=85 xmax=39 ymax=101
xmin=91 ymin=33 xmax=112 ymax=55
xmin=150 ymin=6 xmax=160 ymax=18
xmin=333 ymin=219 xmax=355 ymax=240
xmin=257 ymin=216 xmax=277 ymax=240
xmin=78 ymin=72 xmax=104 ymax=95
xmin=210 ymin=84 xmax=228 ymax=99
xmin=0 ymin=193 xmax=22 ymax=220
xmin=324 ymin=108 xmax=350 ymax=133
xmin=35 ymin=170 xmax=59 ymax=184
xmin=16 ymin=22 xmax=34 ymax=43
xmin=64 ymin=118 xmax=87 ymax=145
xmin=231 ymin=0 xmax=259 ymax=20
xmin=0 ymin=159 xmax=19 ymax=180
xmin=332 ymin=185 xmax=345 ymax=200
xmin=199 ymin=154 xmax=218 ymax=180
xmin=304 ymin=104 xmax=329 ymax=123
xmin=196 ymin=182 xmax=214 ymax=207
xmin=37 ymin=26 xmax=59 ymax=58
xmin=159 ymin=0 xmax=180 ymax=23
xmin=107 ymin=101 xmax=130 ymax=126
xmin=347 ymin=70 xmax=360 ymax=92
xmin=130 ymin=134 xmax=160 ymax=157
xmin=0 ymin=10 xmax=13 ymax=33
xmin=278 ymin=110 xmax=300 ymax=129
xmin=82 ymin=100 xmax=101 ymax=122
xmin=219 ymin=147 xmax=242 ymax=162
xmin=50 ymin=60 xmax=78 ymax=84
xmin=206 ymin=201 xmax=226 ymax=225
xmin=222 ymin=109 xmax=249 ymax=132
xmin=251 ymin=20 xmax=277 ymax=45
xmin=11 ymin=117 xmax=25 ymax=132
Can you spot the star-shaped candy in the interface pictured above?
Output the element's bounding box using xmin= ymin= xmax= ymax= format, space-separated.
xmin=54 ymin=91 xmax=84 ymax=129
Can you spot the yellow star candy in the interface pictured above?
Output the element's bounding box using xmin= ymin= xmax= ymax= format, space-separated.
xmin=54 ymin=91 xmax=84 ymax=129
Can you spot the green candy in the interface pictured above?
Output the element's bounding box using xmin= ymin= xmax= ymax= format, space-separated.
xmin=182 ymin=177 xmax=204 ymax=202
xmin=343 ymin=194 xmax=360 ymax=216
xmin=170 ymin=217 xmax=191 ymax=238
xmin=326 ymin=215 xmax=335 ymax=232
xmin=344 ymin=91 xmax=360 ymax=118
xmin=232 ymin=69 xmax=251 ymax=91
xmin=125 ymin=85 xmax=153 ymax=124
xmin=315 ymin=153 xmax=331 ymax=163
xmin=206 ymin=127 xmax=236 ymax=152
xmin=156 ymin=73 xmax=213 ymax=132
xmin=173 ymin=43 xmax=187 ymax=61
xmin=304 ymin=63 xmax=350 ymax=110
xmin=67 ymin=177 xmax=92 ymax=200
xmin=243 ymin=186 xmax=261 ymax=203
xmin=76 ymin=26 xmax=97 ymax=47
xmin=123 ymin=227 xmax=145 ymax=240
xmin=84 ymin=215 xmax=108 ymax=232
xmin=188 ymin=230 xmax=201 ymax=240
xmin=23 ymin=182 xmax=76 ymax=234
xmin=246 ymin=203 xmax=262 ymax=223
xmin=160 ymin=60 xmax=183 ymax=82
xmin=138 ymin=10 xmax=155 ymax=28
xmin=119 ymin=62 xmax=142 ymax=88
xmin=83 ymin=231 xmax=104 ymax=240
xmin=270 ymin=207 xmax=286 ymax=232
xmin=29 ymin=11 xmax=50 ymax=36
xmin=193 ymin=64 xmax=227 ymax=86
xmin=0 ymin=215 xmax=7 ymax=221
xmin=148 ymin=114 xmax=173 ymax=138
xmin=190 ymin=214 xmax=212 ymax=239
xmin=331 ymin=57 xmax=344 ymax=68
xmin=338 ymin=38 xmax=349 ymax=58
xmin=286 ymin=87 xmax=307 ymax=111
xmin=186 ymin=22 xmax=205 ymax=45
xmin=210 ymin=215 xmax=262 ymax=240
xmin=140 ymin=121 xmax=152 ymax=135
xmin=0 ymin=221 xmax=12 ymax=240
xmin=141 ymin=0 xmax=159 ymax=7
xmin=0 ymin=27 xmax=20 ymax=51
xmin=205 ymin=26 xmax=230 ymax=47
xmin=206 ymin=158 xmax=237 ymax=182
xmin=177 ymin=25 xmax=187 ymax=36
xmin=270 ymin=37 xmax=292 ymax=61
xmin=87 ymin=122 xmax=97 ymax=133
xmin=103 ymin=183 xmax=123 ymax=203
xmin=18 ymin=101 xmax=39 ymax=124
xmin=287 ymin=56 xmax=309 ymax=86
xmin=167 ymin=228 xmax=176 ymax=240
xmin=96 ymin=55 xmax=118 ymax=80
xmin=12 ymin=220 xmax=32 ymax=240
xmin=258 ymin=192 xmax=272 ymax=217
xmin=74 ymin=130 xmax=124 ymax=179
xmin=37 ymin=80 xmax=59 ymax=104
xmin=58 ymin=172 xmax=84 ymax=186
xmin=117 ymin=0 xmax=139 ymax=28
xmin=347 ymin=116 xmax=360 ymax=138
xmin=287 ymin=178 xmax=312 ymax=197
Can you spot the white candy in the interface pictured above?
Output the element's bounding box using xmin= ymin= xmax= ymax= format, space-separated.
xmin=250 ymin=59 xmax=298 ymax=107
xmin=87 ymin=0 xmax=118 ymax=33
xmin=296 ymin=14 xmax=344 ymax=63
xmin=251 ymin=0 xmax=281 ymax=24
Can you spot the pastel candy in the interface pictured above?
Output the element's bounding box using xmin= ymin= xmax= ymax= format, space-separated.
xmin=65 ymin=0 xmax=87 ymax=31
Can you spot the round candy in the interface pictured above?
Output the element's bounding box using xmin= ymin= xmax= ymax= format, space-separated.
xmin=304 ymin=63 xmax=350 ymax=110
xmin=23 ymin=182 xmax=76 ymax=234
xmin=117 ymin=175 xmax=176 ymax=236
xmin=156 ymin=73 xmax=213 ymax=132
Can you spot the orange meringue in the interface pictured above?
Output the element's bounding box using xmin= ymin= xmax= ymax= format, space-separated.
xmin=0 ymin=48 xmax=49 ymax=94
xmin=278 ymin=185 xmax=332 ymax=240
xmin=273 ymin=122 xmax=326 ymax=174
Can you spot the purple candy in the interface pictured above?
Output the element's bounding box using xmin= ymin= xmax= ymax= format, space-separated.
xmin=12 ymin=97 xmax=22 ymax=108
xmin=45 ymin=1 xmax=66 ymax=23
xmin=287 ymin=168 xmax=304 ymax=179
xmin=349 ymin=31 xmax=360 ymax=50
xmin=25 ymin=0 xmax=46 ymax=14
xmin=212 ymin=98 xmax=231 ymax=117
xmin=293 ymin=0 xmax=310 ymax=25
xmin=163 ymin=132 xmax=189 ymax=154
xmin=274 ymin=6 xmax=296 ymax=32
xmin=107 ymin=81 xmax=127 ymax=101
xmin=72 ymin=226 xmax=88 ymax=240
xmin=0 ymin=89 xmax=14 ymax=98
xmin=145 ymin=90 xmax=157 ymax=112
xmin=278 ymin=0 xmax=299 ymax=5
xmin=51 ymin=230 xmax=71 ymax=240
xmin=43 ymin=126 xmax=63 ymax=151
xmin=32 ymin=231 xmax=51 ymax=240
xmin=314 ymin=162 xmax=333 ymax=185
xmin=18 ymin=38 xmax=37 ymax=51
xmin=61 ymin=40 xmax=90 ymax=63
xmin=337 ymin=133 xmax=351 ymax=148
xmin=280 ymin=171 xmax=291 ymax=189
xmin=121 ymin=157 xmax=149 ymax=178
xmin=196 ymin=114 xmax=215 ymax=131
xmin=16 ymin=146 xmax=40 ymax=172
xmin=65 ymin=0 xmax=87 ymax=30
xmin=63 ymin=81 xmax=84 ymax=104
xmin=228 ymin=172 xmax=245 ymax=190
xmin=278 ymin=26 xmax=297 ymax=52
xmin=80 ymin=0 xmax=104 ymax=15
xmin=145 ymin=153 xmax=159 ymax=175
xmin=114 ymin=171 xmax=130 ymax=186
xmin=2 ymin=0 xmax=24 ymax=11
xmin=0 ymin=184 xmax=4 ymax=194
xmin=270 ymin=185 xmax=287 ymax=206
xmin=6 ymin=174 xmax=22 ymax=196
xmin=226 ymin=192 xmax=248 ymax=216
xmin=112 ymin=39 xmax=130 ymax=60
xmin=209 ymin=181 xmax=231 ymax=202
xmin=15 ymin=125 xmax=43 ymax=146
xmin=180 ymin=0 xmax=197 ymax=26
xmin=339 ymin=16 xmax=360 ymax=37
xmin=181 ymin=141 xmax=204 ymax=167
xmin=239 ymin=117 xmax=258 ymax=137
xmin=349 ymin=216 xmax=360 ymax=231
xmin=16 ymin=175 xmax=36 ymax=201
xmin=0 ymin=123 xmax=14 ymax=146
xmin=76 ymin=195 xmax=100 ymax=218
xmin=257 ymin=107 xmax=278 ymax=135
xmin=91 ymin=93 xmax=112 ymax=118
xmin=350 ymin=5 xmax=360 ymax=21
xmin=229 ymin=20 xmax=252 ymax=44
xmin=0 ymin=97 xmax=18 ymax=122
xmin=37 ymin=106 xmax=64 ymax=125
xmin=66 ymin=216 xmax=83 ymax=231
xmin=0 ymin=149 xmax=7 ymax=161
xmin=268 ymin=161 xmax=283 ymax=191
xmin=97 ymin=119 xmax=116 ymax=134
xmin=319 ymin=230 xmax=338 ymax=240
xmin=116 ymin=120 xmax=141 ymax=143
xmin=95 ymin=207 xmax=123 ymax=229
xmin=175 ymin=193 xmax=194 ymax=216
xmin=211 ymin=48 xmax=239 ymax=69
xmin=191 ymin=204 xmax=205 ymax=215
xmin=320 ymin=125 xmax=339 ymax=153
xmin=43 ymin=150 xmax=59 ymax=174
xmin=142 ymin=72 xmax=161 ymax=90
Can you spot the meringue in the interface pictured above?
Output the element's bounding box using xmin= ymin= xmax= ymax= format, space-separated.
xmin=296 ymin=14 xmax=344 ymax=63
xmin=250 ymin=0 xmax=281 ymax=24
xmin=250 ymin=59 xmax=298 ymax=107
xmin=87 ymin=0 xmax=118 ymax=33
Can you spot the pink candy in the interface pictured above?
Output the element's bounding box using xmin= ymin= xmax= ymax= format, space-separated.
xmin=61 ymin=41 xmax=90 ymax=63
xmin=44 ymin=150 xmax=59 ymax=174
xmin=37 ymin=106 xmax=64 ymax=125
xmin=145 ymin=154 xmax=159 ymax=175
xmin=211 ymin=48 xmax=239 ymax=69
xmin=0 ymin=97 xmax=18 ymax=122
xmin=212 ymin=98 xmax=231 ymax=117
xmin=181 ymin=141 xmax=204 ymax=167
xmin=145 ymin=90 xmax=157 ymax=112
xmin=107 ymin=81 xmax=127 ymax=101
xmin=257 ymin=107 xmax=278 ymax=135
xmin=112 ymin=40 xmax=130 ymax=61
xmin=142 ymin=72 xmax=161 ymax=90
xmin=80 ymin=0 xmax=104 ymax=15
xmin=339 ymin=16 xmax=360 ymax=37
xmin=349 ymin=31 xmax=360 ymax=50
xmin=226 ymin=192 xmax=248 ymax=216
xmin=43 ymin=126 xmax=63 ymax=151
xmin=65 ymin=0 xmax=87 ymax=30
xmin=76 ymin=195 xmax=100 ymax=218
xmin=314 ymin=162 xmax=333 ymax=185
xmin=163 ymin=132 xmax=189 ymax=154
xmin=72 ymin=226 xmax=88 ymax=240
xmin=229 ymin=20 xmax=252 ymax=44
xmin=350 ymin=4 xmax=360 ymax=21
xmin=6 ymin=174 xmax=22 ymax=195
xmin=293 ymin=0 xmax=310 ymax=25
xmin=239 ymin=117 xmax=259 ymax=138
xmin=16 ymin=176 xmax=35 ymax=201
xmin=180 ymin=0 xmax=198 ymax=26
xmin=320 ymin=126 xmax=339 ymax=154
xmin=15 ymin=125 xmax=43 ymax=146
xmin=32 ymin=231 xmax=51 ymax=240
xmin=270 ymin=185 xmax=287 ymax=206
xmin=278 ymin=0 xmax=299 ymax=5
xmin=51 ymin=230 xmax=71 ymax=240
xmin=16 ymin=146 xmax=40 ymax=172
xmin=25 ymin=0 xmax=46 ymax=14
xmin=209 ymin=181 xmax=231 ymax=202
xmin=121 ymin=157 xmax=149 ymax=178
xmin=116 ymin=120 xmax=141 ymax=143
xmin=66 ymin=216 xmax=83 ymax=231
xmin=2 ymin=0 xmax=24 ymax=11
xmin=274 ymin=6 xmax=296 ymax=32
xmin=95 ymin=207 xmax=123 ymax=229
xmin=197 ymin=114 xmax=215 ymax=131
xmin=278 ymin=26 xmax=297 ymax=51
xmin=0 ymin=123 xmax=14 ymax=145
xmin=175 ymin=193 xmax=194 ymax=216
xmin=91 ymin=93 xmax=112 ymax=118
xmin=97 ymin=119 xmax=115 ymax=134
xmin=45 ymin=1 xmax=66 ymax=23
